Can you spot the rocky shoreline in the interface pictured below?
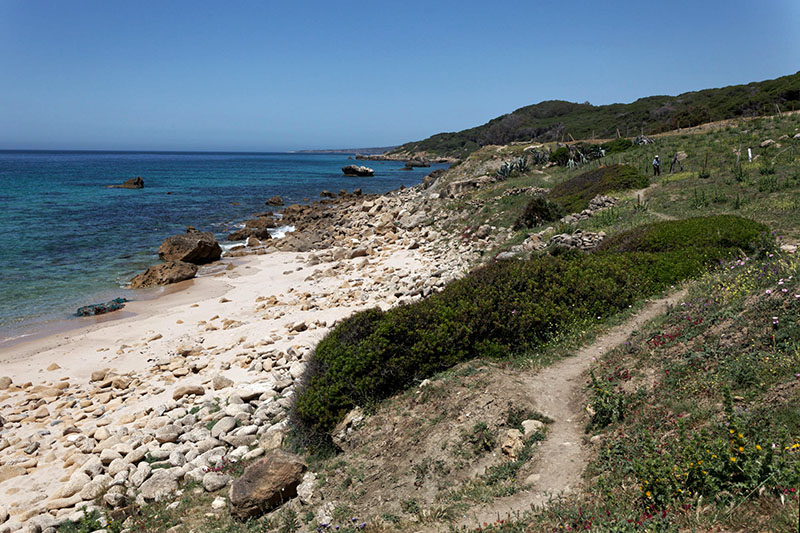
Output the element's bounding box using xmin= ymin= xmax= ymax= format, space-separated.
xmin=0 ymin=159 xmax=625 ymax=531
xmin=0 ymin=171 xmax=485 ymax=532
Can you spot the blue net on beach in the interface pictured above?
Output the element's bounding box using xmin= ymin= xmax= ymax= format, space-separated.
xmin=76 ymin=297 xmax=128 ymax=317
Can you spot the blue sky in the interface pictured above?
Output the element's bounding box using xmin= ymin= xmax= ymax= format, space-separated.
xmin=0 ymin=0 xmax=798 ymax=151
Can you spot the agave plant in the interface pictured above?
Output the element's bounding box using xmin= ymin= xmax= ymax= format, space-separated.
xmin=527 ymin=149 xmax=549 ymax=165
xmin=496 ymin=161 xmax=513 ymax=179
xmin=514 ymin=156 xmax=529 ymax=173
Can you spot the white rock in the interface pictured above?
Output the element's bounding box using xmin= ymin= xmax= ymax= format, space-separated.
xmin=211 ymin=496 xmax=226 ymax=510
xmin=521 ymin=419 xmax=546 ymax=437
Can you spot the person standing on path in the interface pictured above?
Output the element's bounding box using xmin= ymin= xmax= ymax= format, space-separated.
xmin=652 ymin=155 xmax=661 ymax=176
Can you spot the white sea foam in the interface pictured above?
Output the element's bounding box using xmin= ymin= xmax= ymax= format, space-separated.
xmin=269 ymin=225 xmax=295 ymax=239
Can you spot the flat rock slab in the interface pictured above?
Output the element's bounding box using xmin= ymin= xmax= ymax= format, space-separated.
xmin=228 ymin=450 xmax=306 ymax=519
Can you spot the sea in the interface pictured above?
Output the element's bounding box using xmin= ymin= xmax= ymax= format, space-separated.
xmin=0 ymin=150 xmax=447 ymax=345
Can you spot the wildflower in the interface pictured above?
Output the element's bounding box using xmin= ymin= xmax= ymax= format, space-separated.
xmin=765 ymin=289 xmax=772 ymax=294
xmin=739 ymin=446 xmax=744 ymax=452
xmin=645 ymin=491 xmax=651 ymax=498
xmin=756 ymin=445 xmax=762 ymax=451
xmin=730 ymin=457 xmax=736 ymax=462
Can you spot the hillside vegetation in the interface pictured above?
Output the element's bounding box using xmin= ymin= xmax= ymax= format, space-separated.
xmin=389 ymin=71 xmax=800 ymax=159
xmin=293 ymin=216 xmax=766 ymax=444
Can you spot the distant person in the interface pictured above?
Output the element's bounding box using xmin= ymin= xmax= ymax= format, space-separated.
xmin=669 ymin=153 xmax=684 ymax=174
xmin=652 ymin=155 xmax=661 ymax=176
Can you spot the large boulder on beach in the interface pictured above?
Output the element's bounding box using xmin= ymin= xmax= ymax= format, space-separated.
xmin=342 ymin=165 xmax=374 ymax=177
xmin=158 ymin=229 xmax=222 ymax=264
xmin=228 ymin=451 xmax=306 ymax=519
xmin=129 ymin=261 xmax=198 ymax=288
xmin=108 ymin=176 xmax=144 ymax=189
xmin=228 ymin=216 xmax=276 ymax=241
xmin=227 ymin=227 xmax=272 ymax=241
xmin=266 ymin=195 xmax=284 ymax=206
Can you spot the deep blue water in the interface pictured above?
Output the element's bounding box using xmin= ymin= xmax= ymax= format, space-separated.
xmin=0 ymin=150 xmax=445 ymax=342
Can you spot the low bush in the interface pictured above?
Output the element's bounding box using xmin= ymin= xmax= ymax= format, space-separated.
xmin=596 ymin=215 xmax=769 ymax=254
xmin=549 ymin=164 xmax=648 ymax=213
xmin=293 ymin=216 xmax=768 ymax=446
xmin=512 ymin=197 xmax=564 ymax=229
xmin=549 ymin=146 xmax=570 ymax=166
xmin=601 ymin=137 xmax=634 ymax=155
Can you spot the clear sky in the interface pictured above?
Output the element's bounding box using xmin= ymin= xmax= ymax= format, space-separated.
xmin=1 ymin=0 xmax=798 ymax=151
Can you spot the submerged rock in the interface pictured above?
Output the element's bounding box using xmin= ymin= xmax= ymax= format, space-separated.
xmin=107 ymin=176 xmax=144 ymax=189
xmin=266 ymin=195 xmax=284 ymax=206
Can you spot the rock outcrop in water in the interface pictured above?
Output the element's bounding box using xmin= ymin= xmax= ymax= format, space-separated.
xmin=157 ymin=228 xmax=222 ymax=264
xmin=342 ymin=165 xmax=374 ymax=177
xmin=107 ymin=177 xmax=144 ymax=189
xmin=129 ymin=261 xmax=198 ymax=288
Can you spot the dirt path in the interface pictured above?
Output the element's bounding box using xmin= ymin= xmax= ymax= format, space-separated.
xmin=631 ymin=182 xmax=676 ymax=221
xmin=454 ymin=289 xmax=688 ymax=529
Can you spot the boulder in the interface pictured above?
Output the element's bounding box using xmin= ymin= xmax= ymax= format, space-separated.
xmin=227 ymin=226 xmax=272 ymax=241
xmin=129 ymin=261 xmax=198 ymax=289
xmin=203 ymin=472 xmax=232 ymax=492
xmin=228 ymin=451 xmax=306 ymax=519
xmin=422 ymin=169 xmax=445 ymax=189
xmin=173 ymin=384 xmax=204 ymax=400
xmin=342 ymin=165 xmax=374 ymax=177
xmin=446 ymin=176 xmax=493 ymax=197
xmin=320 ymin=190 xmax=337 ymax=199
xmin=265 ymin=195 xmax=284 ymax=206
xmin=108 ymin=176 xmax=144 ymax=189
xmin=139 ymin=469 xmax=178 ymax=501
xmin=158 ymin=229 xmax=222 ymax=264
xmin=403 ymin=159 xmax=430 ymax=169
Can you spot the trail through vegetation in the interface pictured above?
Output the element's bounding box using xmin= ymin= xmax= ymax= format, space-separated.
xmin=453 ymin=289 xmax=688 ymax=529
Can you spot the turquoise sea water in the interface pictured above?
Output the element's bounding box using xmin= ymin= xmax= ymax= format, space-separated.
xmin=0 ymin=151 xmax=446 ymax=343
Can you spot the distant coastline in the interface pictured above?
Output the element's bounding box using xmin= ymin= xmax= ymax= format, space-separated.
xmin=292 ymin=145 xmax=397 ymax=155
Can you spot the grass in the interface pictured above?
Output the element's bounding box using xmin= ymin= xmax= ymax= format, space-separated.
xmin=549 ymin=164 xmax=649 ymax=212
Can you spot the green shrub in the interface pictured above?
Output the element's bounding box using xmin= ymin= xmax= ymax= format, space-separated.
xmin=601 ymin=137 xmax=634 ymax=155
xmin=293 ymin=217 xmax=768 ymax=445
xmin=596 ymin=215 xmax=768 ymax=255
xmin=513 ymin=196 xmax=564 ymax=229
xmin=549 ymin=164 xmax=649 ymax=213
xmin=549 ymin=146 xmax=570 ymax=166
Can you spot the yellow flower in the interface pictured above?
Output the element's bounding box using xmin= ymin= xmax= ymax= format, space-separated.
xmin=645 ymin=491 xmax=651 ymax=498
xmin=756 ymin=445 xmax=762 ymax=451
xmin=738 ymin=433 xmax=743 ymax=439
xmin=730 ymin=457 xmax=737 ymax=462
xmin=729 ymin=429 xmax=734 ymax=434
xmin=738 ymin=446 xmax=744 ymax=452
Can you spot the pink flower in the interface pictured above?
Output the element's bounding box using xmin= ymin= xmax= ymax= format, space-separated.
xmin=765 ymin=289 xmax=772 ymax=295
